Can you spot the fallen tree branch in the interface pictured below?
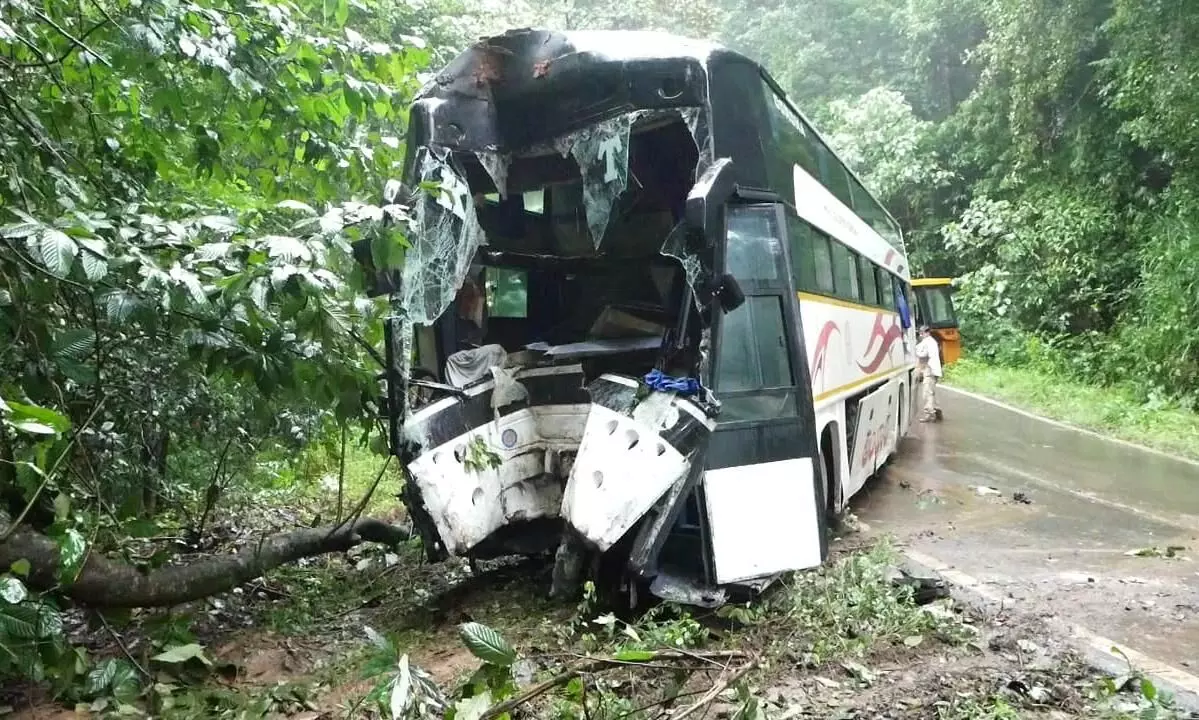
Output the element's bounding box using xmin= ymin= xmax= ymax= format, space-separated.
xmin=0 ymin=517 xmax=409 ymax=608
xmin=668 ymin=659 xmax=757 ymax=720
xmin=481 ymin=650 xmax=750 ymax=720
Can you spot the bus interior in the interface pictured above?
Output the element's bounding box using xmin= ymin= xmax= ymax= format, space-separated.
xmin=409 ymin=112 xmax=704 ymax=395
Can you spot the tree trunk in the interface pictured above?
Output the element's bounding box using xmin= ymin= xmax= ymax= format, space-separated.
xmin=0 ymin=517 xmax=409 ymax=608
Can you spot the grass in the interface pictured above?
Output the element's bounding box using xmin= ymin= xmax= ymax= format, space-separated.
xmin=768 ymin=541 xmax=969 ymax=665
xmin=944 ymin=358 xmax=1199 ymax=460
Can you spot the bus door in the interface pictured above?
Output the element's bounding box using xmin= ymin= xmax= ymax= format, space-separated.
xmin=699 ymin=199 xmax=827 ymax=585
xmin=912 ymin=278 xmax=961 ymax=364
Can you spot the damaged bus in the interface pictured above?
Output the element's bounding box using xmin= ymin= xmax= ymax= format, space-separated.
xmin=357 ymin=29 xmax=915 ymax=607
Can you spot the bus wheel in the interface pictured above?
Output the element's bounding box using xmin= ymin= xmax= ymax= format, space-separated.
xmin=819 ymin=432 xmax=840 ymax=530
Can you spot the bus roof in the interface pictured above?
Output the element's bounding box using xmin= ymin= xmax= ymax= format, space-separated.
xmin=407 ymin=28 xmax=746 ymax=156
xmin=911 ymin=277 xmax=954 ymax=287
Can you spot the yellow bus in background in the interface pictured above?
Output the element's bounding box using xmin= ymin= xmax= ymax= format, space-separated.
xmin=912 ymin=278 xmax=961 ymax=365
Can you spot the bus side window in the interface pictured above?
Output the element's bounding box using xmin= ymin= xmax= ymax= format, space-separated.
xmin=859 ymin=255 xmax=879 ymax=306
xmin=811 ymin=231 xmax=835 ymax=295
xmin=788 ymin=219 xmax=816 ymax=292
xmin=486 ymin=267 xmax=528 ymax=318
xmin=830 ymin=240 xmax=860 ymax=302
xmin=815 ymin=140 xmax=854 ymax=208
xmin=877 ymin=270 xmax=896 ymax=311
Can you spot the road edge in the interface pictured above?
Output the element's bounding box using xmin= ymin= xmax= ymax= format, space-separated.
xmin=939 ymin=383 xmax=1199 ymax=469
xmin=900 ymin=549 xmax=1199 ymax=713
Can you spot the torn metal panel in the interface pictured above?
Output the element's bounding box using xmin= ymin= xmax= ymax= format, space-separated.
xmin=401 ymin=364 xmax=590 ymax=557
xmin=649 ymin=572 xmax=727 ymax=608
xmin=561 ymin=374 xmax=715 ymax=552
xmin=475 ymin=151 xmax=510 ymax=198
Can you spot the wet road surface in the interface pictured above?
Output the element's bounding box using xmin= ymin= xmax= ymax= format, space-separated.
xmin=854 ymin=385 xmax=1199 ymax=676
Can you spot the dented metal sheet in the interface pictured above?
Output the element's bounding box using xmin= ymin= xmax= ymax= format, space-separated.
xmin=561 ymin=374 xmax=715 ymax=552
xmin=402 ymin=364 xmax=591 ymax=556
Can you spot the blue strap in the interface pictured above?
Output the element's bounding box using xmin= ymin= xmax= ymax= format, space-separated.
xmin=643 ymin=368 xmax=702 ymax=396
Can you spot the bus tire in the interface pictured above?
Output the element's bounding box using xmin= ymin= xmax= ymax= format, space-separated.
xmin=819 ymin=429 xmax=840 ymax=530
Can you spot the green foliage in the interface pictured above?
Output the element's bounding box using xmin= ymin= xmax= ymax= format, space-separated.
xmin=463 ymin=436 xmax=502 ymax=474
xmin=0 ymin=0 xmax=470 ymax=701
xmin=459 ymin=621 xmax=517 ymax=667
xmin=777 ymin=542 xmax=969 ymax=665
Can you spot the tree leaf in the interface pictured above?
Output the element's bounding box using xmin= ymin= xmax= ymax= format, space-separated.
xmin=56 ymin=529 xmax=87 ymax=584
xmin=85 ymin=659 xmax=119 ymax=693
xmin=264 ymin=235 xmax=312 ymax=261
xmin=612 ymin=649 xmax=656 ymax=662
xmin=104 ymin=291 xmax=139 ymax=323
xmin=5 ymin=402 xmax=70 ymax=432
xmin=36 ymin=604 xmax=62 ymax=638
xmin=249 ymin=277 xmax=269 ymax=309
xmin=0 ymin=604 xmax=40 ymax=639
xmin=452 ymin=689 xmax=492 ymax=720
xmin=52 ymin=329 xmax=97 ymax=361
xmin=197 ymin=215 xmax=238 ymax=234
xmin=0 ymin=576 xmax=28 ymax=604
xmin=277 ymin=199 xmax=318 ymax=216
xmin=152 ymin=643 xmax=212 ymax=666
xmin=0 ymin=289 xmax=10 ymax=306
xmin=458 ymin=622 xmax=516 ymax=667
xmin=53 ymin=493 xmax=71 ymax=522
xmin=9 ymin=559 xmax=30 ymax=577
xmin=195 ymin=242 xmax=232 ymax=261
xmin=1 ymin=221 xmax=42 ymax=239
xmin=389 ymin=653 xmax=411 ymax=718
xmin=903 ymin=635 xmax=925 ymax=648
xmin=10 ymin=420 xmax=57 ymax=435
xmin=80 ymin=251 xmax=108 ymax=281
xmin=77 ymin=237 xmax=108 ymax=282
xmin=38 ymin=229 xmax=78 ymax=278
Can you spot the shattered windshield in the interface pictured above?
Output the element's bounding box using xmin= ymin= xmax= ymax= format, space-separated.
xmin=398 ymin=106 xmax=713 ymax=336
xmin=401 ymin=147 xmax=485 ymax=326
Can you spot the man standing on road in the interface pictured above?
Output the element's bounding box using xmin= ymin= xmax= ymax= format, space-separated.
xmin=915 ymin=325 xmax=943 ymax=422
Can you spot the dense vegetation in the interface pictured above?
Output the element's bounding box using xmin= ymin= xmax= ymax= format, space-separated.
xmin=3 ymin=0 xmax=1197 ymax=710
xmin=513 ymin=0 xmax=1199 ymax=408
xmin=711 ymin=0 xmax=1199 ymax=408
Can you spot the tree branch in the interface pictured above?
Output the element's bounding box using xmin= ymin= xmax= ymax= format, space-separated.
xmin=480 ymin=651 xmax=750 ymax=720
xmin=29 ymin=8 xmax=111 ymax=68
xmin=0 ymin=516 xmax=409 ymax=608
xmin=9 ymin=19 xmax=111 ymax=68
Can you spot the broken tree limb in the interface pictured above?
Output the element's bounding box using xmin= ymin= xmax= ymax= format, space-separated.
xmin=0 ymin=516 xmax=409 ymax=608
xmin=480 ymin=650 xmax=750 ymax=720
xmin=668 ymin=659 xmax=758 ymax=720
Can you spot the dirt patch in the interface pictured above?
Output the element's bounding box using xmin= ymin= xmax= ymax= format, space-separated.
xmin=214 ymin=631 xmax=329 ymax=685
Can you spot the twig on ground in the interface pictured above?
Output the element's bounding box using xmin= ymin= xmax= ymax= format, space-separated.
xmin=94 ymin=611 xmax=151 ymax=679
xmin=323 ymin=455 xmax=392 ymax=541
xmin=668 ymin=659 xmax=757 ymax=720
xmin=480 ymin=650 xmax=750 ymax=720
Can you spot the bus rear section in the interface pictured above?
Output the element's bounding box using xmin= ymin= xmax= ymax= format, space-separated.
xmin=356 ymin=29 xmax=830 ymax=607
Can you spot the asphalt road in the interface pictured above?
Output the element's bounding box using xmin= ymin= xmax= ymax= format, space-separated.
xmin=853 ymin=384 xmax=1199 ymax=690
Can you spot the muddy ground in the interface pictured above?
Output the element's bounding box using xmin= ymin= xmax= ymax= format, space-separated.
xmin=3 ymin=525 xmax=1186 ymax=720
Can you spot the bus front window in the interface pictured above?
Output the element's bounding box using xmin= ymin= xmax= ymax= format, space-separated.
xmin=925 ymin=287 xmax=957 ymax=327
